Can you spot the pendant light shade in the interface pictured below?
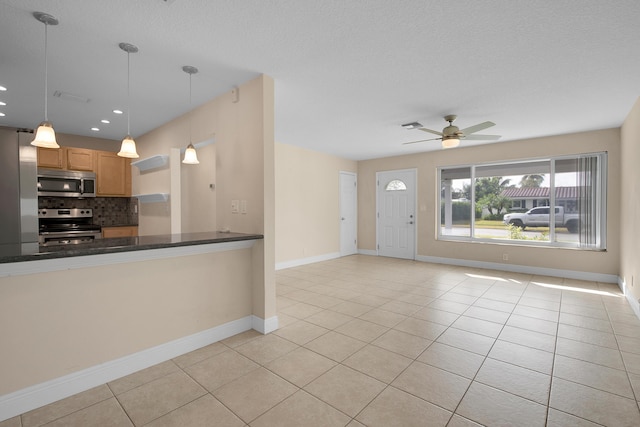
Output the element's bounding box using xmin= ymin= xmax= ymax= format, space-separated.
xmin=33 ymin=121 xmax=58 ymax=148
xmin=183 ymin=143 xmax=199 ymax=164
xmin=117 ymin=42 xmax=139 ymax=158
xmin=31 ymin=12 xmax=59 ymax=149
xmin=181 ymin=65 xmax=199 ymax=165
xmin=442 ymin=137 xmax=460 ymax=149
xmin=118 ymin=135 xmax=138 ymax=158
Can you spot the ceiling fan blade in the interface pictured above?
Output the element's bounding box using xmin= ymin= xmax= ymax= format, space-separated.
xmin=418 ymin=127 xmax=444 ymax=136
xmin=402 ymin=137 xmax=440 ymax=145
xmin=460 ymin=121 xmax=495 ymax=135
xmin=464 ymin=134 xmax=501 ymax=141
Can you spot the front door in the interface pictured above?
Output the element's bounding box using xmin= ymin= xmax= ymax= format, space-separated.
xmin=377 ymin=169 xmax=416 ymax=259
xmin=340 ymin=172 xmax=358 ymax=256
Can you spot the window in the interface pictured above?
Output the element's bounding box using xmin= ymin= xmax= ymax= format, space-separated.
xmin=385 ymin=179 xmax=407 ymax=191
xmin=438 ymin=153 xmax=607 ymax=250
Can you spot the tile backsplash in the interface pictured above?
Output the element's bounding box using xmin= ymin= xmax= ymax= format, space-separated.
xmin=39 ymin=197 xmax=138 ymax=226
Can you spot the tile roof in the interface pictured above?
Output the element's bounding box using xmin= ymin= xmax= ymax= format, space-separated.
xmin=500 ymin=186 xmax=578 ymax=199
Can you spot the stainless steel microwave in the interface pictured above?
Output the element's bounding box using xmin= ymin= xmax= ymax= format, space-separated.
xmin=37 ymin=168 xmax=96 ymax=198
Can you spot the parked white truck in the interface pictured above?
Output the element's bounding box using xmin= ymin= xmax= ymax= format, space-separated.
xmin=503 ymin=206 xmax=580 ymax=233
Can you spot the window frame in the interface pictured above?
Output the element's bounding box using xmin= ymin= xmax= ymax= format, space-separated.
xmin=384 ymin=179 xmax=407 ymax=191
xmin=437 ymin=152 xmax=607 ymax=251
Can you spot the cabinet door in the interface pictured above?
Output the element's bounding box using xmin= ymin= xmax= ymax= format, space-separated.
xmin=37 ymin=147 xmax=65 ymax=169
xmin=96 ymin=151 xmax=132 ymax=196
xmin=66 ymin=147 xmax=95 ymax=172
xmin=102 ymin=226 xmax=138 ymax=238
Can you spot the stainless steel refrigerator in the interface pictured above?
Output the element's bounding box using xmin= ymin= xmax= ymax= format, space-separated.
xmin=0 ymin=130 xmax=38 ymax=244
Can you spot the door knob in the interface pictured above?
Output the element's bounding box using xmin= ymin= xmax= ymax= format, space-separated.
xmin=408 ymin=221 xmax=414 ymax=225
xmin=341 ymin=217 xmax=345 ymax=220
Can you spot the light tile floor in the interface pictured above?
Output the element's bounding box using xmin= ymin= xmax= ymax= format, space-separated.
xmin=4 ymin=255 xmax=640 ymax=426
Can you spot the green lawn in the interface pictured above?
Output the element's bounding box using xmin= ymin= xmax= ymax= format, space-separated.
xmin=446 ymin=220 xmax=571 ymax=234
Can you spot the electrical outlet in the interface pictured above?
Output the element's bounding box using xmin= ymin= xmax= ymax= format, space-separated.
xmin=502 ymin=254 xmax=509 ymax=261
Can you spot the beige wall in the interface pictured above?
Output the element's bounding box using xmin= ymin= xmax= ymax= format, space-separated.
xmin=275 ymin=142 xmax=357 ymax=264
xmin=620 ymin=97 xmax=640 ymax=301
xmin=133 ymin=74 xmax=276 ymax=319
xmin=132 ymin=92 xmax=215 ymax=236
xmin=181 ymin=144 xmax=217 ymax=233
xmin=133 ymin=75 xmax=273 ymax=238
xmin=358 ymin=128 xmax=621 ymax=276
xmin=0 ymin=249 xmax=253 ymax=394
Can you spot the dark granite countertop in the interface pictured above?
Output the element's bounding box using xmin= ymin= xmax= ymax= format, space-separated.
xmin=0 ymin=232 xmax=263 ymax=264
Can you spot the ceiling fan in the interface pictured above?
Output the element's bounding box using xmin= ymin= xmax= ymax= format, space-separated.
xmin=402 ymin=115 xmax=501 ymax=149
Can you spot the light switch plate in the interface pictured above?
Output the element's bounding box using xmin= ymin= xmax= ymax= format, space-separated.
xmin=231 ymin=199 xmax=239 ymax=213
xmin=240 ymin=200 xmax=247 ymax=214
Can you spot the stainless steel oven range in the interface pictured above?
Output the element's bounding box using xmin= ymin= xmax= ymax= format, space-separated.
xmin=38 ymin=208 xmax=102 ymax=246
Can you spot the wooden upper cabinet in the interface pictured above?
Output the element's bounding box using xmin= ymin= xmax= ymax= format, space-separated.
xmin=66 ymin=147 xmax=95 ymax=172
xmin=96 ymin=151 xmax=132 ymax=196
xmin=37 ymin=147 xmax=65 ymax=169
xmin=37 ymin=146 xmax=131 ymax=197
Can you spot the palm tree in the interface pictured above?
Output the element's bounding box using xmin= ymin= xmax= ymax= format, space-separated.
xmin=520 ymin=174 xmax=545 ymax=188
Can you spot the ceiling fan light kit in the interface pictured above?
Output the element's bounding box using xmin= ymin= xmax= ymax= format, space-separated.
xmin=442 ymin=137 xmax=460 ymax=149
xmin=402 ymin=114 xmax=501 ymax=149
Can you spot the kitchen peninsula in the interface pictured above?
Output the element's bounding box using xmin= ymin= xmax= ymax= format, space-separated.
xmin=0 ymin=230 xmax=270 ymax=420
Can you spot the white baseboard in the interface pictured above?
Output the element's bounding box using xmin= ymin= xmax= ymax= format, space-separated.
xmin=275 ymin=252 xmax=341 ymax=270
xmin=357 ymin=249 xmax=377 ymax=256
xmin=252 ymin=315 xmax=279 ymax=334
xmin=414 ymin=255 xmax=619 ymax=284
xmin=619 ymin=277 xmax=640 ymax=320
xmin=0 ymin=316 xmax=255 ymax=422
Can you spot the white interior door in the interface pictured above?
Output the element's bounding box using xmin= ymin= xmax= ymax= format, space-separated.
xmin=340 ymin=172 xmax=357 ymax=256
xmin=377 ymin=169 xmax=416 ymax=259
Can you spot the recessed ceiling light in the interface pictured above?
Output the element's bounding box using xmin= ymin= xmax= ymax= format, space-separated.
xmin=0 ymin=86 xmax=6 ymax=91
xmin=101 ymin=119 xmax=110 ymax=124
xmin=91 ymin=127 xmax=99 ymax=131
xmin=0 ymin=112 xmax=6 ymax=117
xmin=113 ymin=109 xmax=123 ymax=114
xmin=0 ymin=101 xmax=5 ymax=106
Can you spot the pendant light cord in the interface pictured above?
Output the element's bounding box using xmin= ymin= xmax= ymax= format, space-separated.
xmin=43 ymin=21 xmax=48 ymax=122
xmin=127 ymin=50 xmax=131 ymax=136
xmin=189 ymin=72 xmax=193 ymax=144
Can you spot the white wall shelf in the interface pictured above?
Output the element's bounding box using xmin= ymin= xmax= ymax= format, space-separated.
xmin=133 ymin=193 xmax=169 ymax=203
xmin=131 ymin=155 xmax=169 ymax=171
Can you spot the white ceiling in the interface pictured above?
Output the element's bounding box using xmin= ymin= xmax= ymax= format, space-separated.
xmin=1 ymin=0 xmax=639 ymax=160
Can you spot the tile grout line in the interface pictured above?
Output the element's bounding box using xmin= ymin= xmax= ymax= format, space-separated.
xmin=601 ymin=291 xmax=640 ymax=414
xmin=445 ymin=275 xmax=525 ymax=424
xmin=544 ymin=281 xmax=563 ymax=427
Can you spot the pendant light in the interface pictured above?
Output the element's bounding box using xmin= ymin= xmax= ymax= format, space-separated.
xmin=182 ymin=65 xmax=199 ymax=164
xmin=117 ymin=42 xmax=139 ymax=158
xmin=31 ymin=12 xmax=59 ymax=149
